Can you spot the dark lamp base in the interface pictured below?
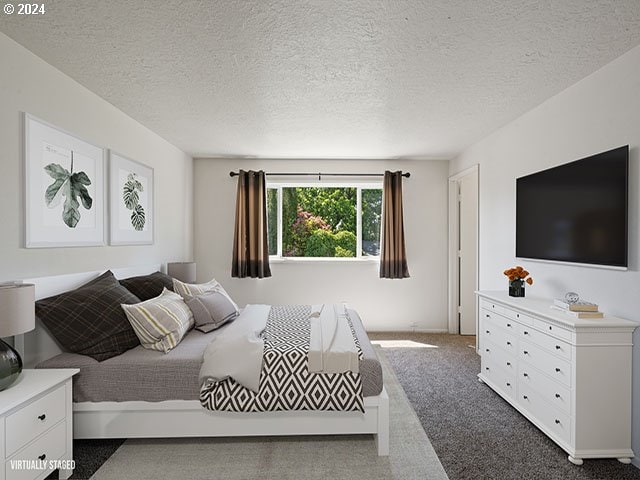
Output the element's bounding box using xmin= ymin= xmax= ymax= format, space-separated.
xmin=0 ymin=338 xmax=23 ymax=391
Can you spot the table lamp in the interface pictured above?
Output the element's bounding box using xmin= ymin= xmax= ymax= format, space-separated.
xmin=167 ymin=262 xmax=197 ymax=284
xmin=0 ymin=284 xmax=35 ymax=390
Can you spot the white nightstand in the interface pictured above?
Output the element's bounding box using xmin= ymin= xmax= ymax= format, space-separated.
xmin=0 ymin=369 xmax=79 ymax=480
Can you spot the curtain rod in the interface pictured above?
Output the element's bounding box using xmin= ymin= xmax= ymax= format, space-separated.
xmin=229 ymin=171 xmax=410 ymax=178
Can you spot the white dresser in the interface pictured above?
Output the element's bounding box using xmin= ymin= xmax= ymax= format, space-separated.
xmin=0 ymin=369 xmax=78 ymax=480
xmin=476 ymin=291 xmax=636 ymax=465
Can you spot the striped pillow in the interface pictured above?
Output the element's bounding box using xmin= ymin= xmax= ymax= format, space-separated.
xmin=121 ymin=288 xmax=194 ymax=353
xmin=173 ymin=278 xmax=238 ymax=310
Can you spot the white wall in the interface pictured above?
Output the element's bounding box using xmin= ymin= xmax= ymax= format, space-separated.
xmin=450 ymin=44 xmax=640 ymax=466
xmin=0 ymin=33 xmax=193 ymax=281
xmin=194 ymin=158 xmax=449 ymax=331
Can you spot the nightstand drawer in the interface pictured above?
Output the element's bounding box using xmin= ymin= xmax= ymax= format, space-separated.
xmin=6 ymin=420 xmax=66 ymax=480
xmin=6 ymin=385 xmax=66 ymax=457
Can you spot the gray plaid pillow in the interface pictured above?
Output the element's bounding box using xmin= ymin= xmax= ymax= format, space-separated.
xmin=36 ymin=271 xmax=141 ymax=361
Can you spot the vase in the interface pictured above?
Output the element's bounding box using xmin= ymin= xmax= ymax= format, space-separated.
xmin=509 ymin=279 xmax=525 ymax=297
xmin=0 ymin=338 xmax=22 ymax=391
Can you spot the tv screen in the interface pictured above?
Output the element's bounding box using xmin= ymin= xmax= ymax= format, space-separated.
xmin=516 ymin=146 xmax=628 ymax=268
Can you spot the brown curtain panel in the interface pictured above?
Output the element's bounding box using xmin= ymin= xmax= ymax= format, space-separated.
xmin=231 ymin=170 xmax=272 ymax=278
xmin=380 ymin=171 xmax=410 ymax=279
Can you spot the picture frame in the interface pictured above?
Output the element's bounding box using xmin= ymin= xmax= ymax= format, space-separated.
xmin=109 ymin=151 xmax=154 ymax=245
xmin=24 ymin=114 xmax=106 ymax=248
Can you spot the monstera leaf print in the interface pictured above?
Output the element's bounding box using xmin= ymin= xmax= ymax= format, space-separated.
xmin=44 ymin=154 xmax=93 ymax=228
xmin=123 ymin=173 xmax=145 ymax=231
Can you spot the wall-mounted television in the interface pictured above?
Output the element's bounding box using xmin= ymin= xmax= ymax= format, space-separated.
xmin=516 ymin=146 xmax=628 ymax=268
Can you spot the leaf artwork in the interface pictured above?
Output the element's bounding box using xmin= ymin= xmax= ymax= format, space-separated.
xmin=122 ymin=173 xmax=145 ymax=231
xmin=44 ymin=152 xmax=93 ymax=228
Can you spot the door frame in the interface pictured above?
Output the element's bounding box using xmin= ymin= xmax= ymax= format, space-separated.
xmin=448 ymin=165 xmax=479 ymax=338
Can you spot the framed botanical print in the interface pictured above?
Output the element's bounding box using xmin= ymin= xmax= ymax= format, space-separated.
xmin=109 ymin=152 xmax=154 ymax=245
xmin=24 ymin=114 xmax=106 ymax=248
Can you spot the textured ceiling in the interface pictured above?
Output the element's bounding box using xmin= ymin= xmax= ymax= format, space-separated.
xmin=1 ymin=1 xmax=640 ymax=159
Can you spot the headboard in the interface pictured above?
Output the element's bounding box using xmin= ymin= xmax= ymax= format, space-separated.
xmin=22 ymin=264 xmax=161 ymax=368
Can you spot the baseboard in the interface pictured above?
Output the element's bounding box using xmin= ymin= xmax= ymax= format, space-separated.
xmin=632 ymin=456 xmax=639 ymax=470
xmin=366 ymin=328 xmax=449 ymax=333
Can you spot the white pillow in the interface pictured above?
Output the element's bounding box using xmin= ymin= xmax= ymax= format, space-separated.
xmin=172 ymin=278 xmax=239 ymax=310
xmin=121 ymin=288 xmax=194 ymax=353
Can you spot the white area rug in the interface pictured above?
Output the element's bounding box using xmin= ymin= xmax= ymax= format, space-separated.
xmin=90 ymin=348 xmax=448 ymax=480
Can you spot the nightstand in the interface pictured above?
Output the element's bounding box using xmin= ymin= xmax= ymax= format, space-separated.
xmin=0 ymin=369 xmax=79 ymax=480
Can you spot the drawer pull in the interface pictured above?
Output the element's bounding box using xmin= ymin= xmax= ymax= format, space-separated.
xmin=555 ymin=393 xmax=560 ymax=398
xmin=555 ymin=419 xmax=560 ymax=425
xmin=38 ymin=454 xmax=46 ymax=461
xmin=523 ymin=395 xmax=528 ymax=399
xmin=506 ymin=362 xmax=511 ymax=366
xmin=506 ymin=341 xmax=511 ymax=346
xmin=38 ymin=414 xmax=46 ymax=421
xmin=523 ymin=373 xmax=528 ymax=377
xmin=485 ymin=348 xmax=490 ymax=352
xmin=555 ymin=345 xmax=561 ymax=350
xmin=524 ymin=331 xmax=529 ymax=335
xmin=486 ymin=330 xmax=490 ymax=334
xmin=506 ymin=382 xmax=511 ymax=387
xmin=506 ymin=323 xmax=512 ymax=327
xmin=485 ymin=367 xmax=489 ymax=371
xmin=523 ymin=351 xmax=529 ymax=355
xmin=549 ymin=326 xmax=553 ymax=331
xmin=516 ymin=314 xmax=520 ymax=318
xmin=555 ymin=368 xmax=561 ymax=373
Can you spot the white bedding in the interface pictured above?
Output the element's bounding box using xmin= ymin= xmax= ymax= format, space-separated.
xmin=199 ymin=304 xmax=269 ymax=392
xmin=308 ymin=304 xmax=360 ymax=374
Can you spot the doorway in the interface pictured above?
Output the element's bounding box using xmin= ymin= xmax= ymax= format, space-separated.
xmin=448 ymin=165 xmax=479 ymax=340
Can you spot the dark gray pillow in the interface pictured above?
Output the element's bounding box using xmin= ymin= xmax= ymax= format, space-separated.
xmin=185 ymin=290 xmax=239 ymax=333
xmin=119 ymin=271 xmax=174 ymax=301
xmin=36 ymin=271 xmax=142 ymax=361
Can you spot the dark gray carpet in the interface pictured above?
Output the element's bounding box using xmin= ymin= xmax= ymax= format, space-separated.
xmin=369 ymin=332 xmax=640 ymax=480
xmin=46 ymin=439 xmax=124 ymax=480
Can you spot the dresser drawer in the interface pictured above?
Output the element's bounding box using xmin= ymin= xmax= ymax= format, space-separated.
xmin=481 ymin=309 xmax=521 ymax=336
xmin=482 ymin=338 xmax=517 ymax=372
xmin=479 ymin=299 xmax=504 ymax=315
xmin=518 ymin=384 xmax=571 ymax=446
xmin=520 ymin=340 xmax=571 ymax=387
xmin=533 ymin=318 xmax=572 ymax=342
xmin=518 ymin=359 xmax=571 ymax=414
xmin=6 ymin=421 xmax=66 ymax=480
xmin=482 ymin=316 xmax=518 ymax=355
xmin=6 ymin=385 xmax=66 ymax=457
xmin=502 ymin=307 xmax=534 ymax=325
xmin=518 ymin=326 xmax=572 ymax=360
xmin=481 ymin=357 xmax=516 ymax=401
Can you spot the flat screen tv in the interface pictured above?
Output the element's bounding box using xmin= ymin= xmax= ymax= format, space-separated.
xmin=516 ymin=146 xmax=628 ymax=268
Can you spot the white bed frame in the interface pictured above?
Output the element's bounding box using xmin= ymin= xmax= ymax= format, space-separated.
xmin=23 ymin=265 xmax=390 ymax=455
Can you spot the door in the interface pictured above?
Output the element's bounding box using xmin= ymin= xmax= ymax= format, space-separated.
xmin=458 ymin=171 xmax=478 ymax=335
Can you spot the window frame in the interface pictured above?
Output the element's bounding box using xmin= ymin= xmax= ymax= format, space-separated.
xmin=266 ymin=181 xmax=383 ymax=263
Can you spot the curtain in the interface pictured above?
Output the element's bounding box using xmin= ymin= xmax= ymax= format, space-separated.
xmin=231 ymin=170 xmax=272 ymax=278
xmin=380 ymin=171 xmax=410 ymax=279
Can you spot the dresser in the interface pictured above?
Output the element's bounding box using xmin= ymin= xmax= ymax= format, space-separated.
xmin=0 ymin=369 xmax=78 ymax=480
xmin=476 ymin=291 xmax=636 ymax=465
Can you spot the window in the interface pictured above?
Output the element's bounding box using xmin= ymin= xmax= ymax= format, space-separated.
xmin=266 ymin=185 xmax=382 ymax=259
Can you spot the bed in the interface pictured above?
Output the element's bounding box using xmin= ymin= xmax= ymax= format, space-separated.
xmin=23 ymin=265 xmax=390 ymax=455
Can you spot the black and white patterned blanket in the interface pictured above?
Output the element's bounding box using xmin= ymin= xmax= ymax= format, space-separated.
xmin=200 ymin=305 xmax=364 ymax=413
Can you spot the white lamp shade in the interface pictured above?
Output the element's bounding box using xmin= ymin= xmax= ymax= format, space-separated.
xmin=0 ymin=284 xmax=35 ymax=337
xmin=167 ymin=262 xmax=196 ymax=283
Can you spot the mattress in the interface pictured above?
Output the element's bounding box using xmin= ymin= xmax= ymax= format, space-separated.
xmin=36 ymin=308 xmax=383 ymax=403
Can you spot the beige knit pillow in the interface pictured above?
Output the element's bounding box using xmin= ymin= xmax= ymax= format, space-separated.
xmin=172 ymin=278 xmax=239 ymax=310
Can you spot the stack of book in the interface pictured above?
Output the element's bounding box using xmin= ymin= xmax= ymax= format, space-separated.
xmin=551 ymin=299 xmax=604 ymax=318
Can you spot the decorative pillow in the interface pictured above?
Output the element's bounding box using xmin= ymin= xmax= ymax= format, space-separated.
xmin=173 ymin=278 xmax=238 ymax=310
xmin=185 ymin=290 xmax=239 ymax=333
xmin=119 ymin=271 xmax=174 ymax=301
xmin=121 ymin=288 xmax=194 ymax=353
xmin=36 ymin=271 xmax=142 ymax=361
